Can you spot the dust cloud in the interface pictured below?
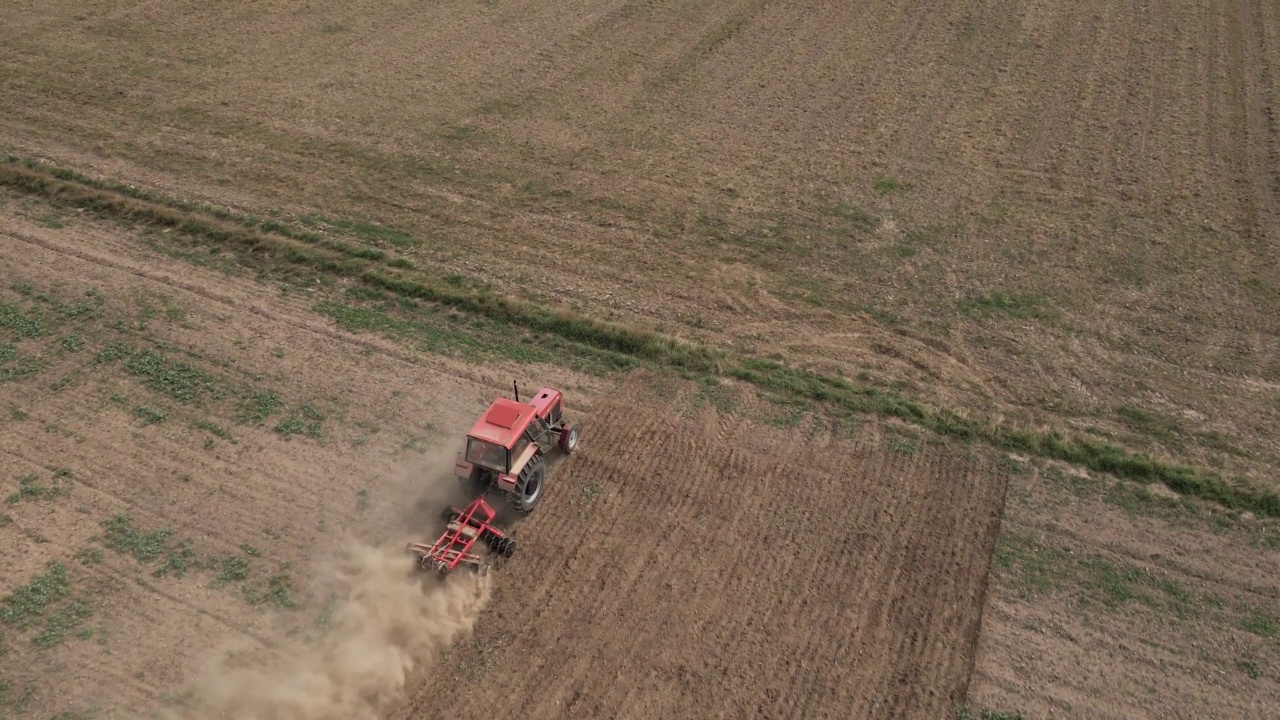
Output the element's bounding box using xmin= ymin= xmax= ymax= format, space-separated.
xmin=168 ymin=445 xmax=491 ymax=720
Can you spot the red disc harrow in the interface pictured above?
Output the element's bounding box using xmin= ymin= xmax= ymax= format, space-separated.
xmin=407 ymin=496 xmax=515 ymax=575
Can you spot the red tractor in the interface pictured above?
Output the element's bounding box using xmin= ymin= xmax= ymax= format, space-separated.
xmin=452 ymin=382 xmax=580 ymax=515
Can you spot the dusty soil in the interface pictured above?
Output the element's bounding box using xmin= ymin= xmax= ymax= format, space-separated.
xmin=0 ymin=200 xmax=599 ymax=719
xmin=387 ymin=370 xmax=1008 ymax=720
xmin=0 ymin=201 xmax=1008 ymax=719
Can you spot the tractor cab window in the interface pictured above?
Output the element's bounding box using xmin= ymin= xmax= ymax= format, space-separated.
xmin=466 ymin=438 xmax=507 ymax=472
xmin=512 ymin=435 xmax=529 ymax=461
xmin=526 ymin=416 xmax=551 ymax=450
xmin=529 ymin=414 xmax=549 ymax=438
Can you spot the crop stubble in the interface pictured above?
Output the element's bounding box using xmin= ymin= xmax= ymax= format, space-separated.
xmin=392 ymin=374 xmax=1008 ymax=720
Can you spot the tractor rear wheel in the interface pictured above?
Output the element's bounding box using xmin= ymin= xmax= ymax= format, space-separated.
xmin=508 ymin=454 xmax=546 ymax=515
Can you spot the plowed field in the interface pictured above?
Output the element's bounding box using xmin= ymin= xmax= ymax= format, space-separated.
xmin=3 ymin=0 xmax=1280 ymax=717
xmin=0 ymin=200 xmax=1009 ymax=719
xmin=392 ymin=373 xmax=1007 ymax=719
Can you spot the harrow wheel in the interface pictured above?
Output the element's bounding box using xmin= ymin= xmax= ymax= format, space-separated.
xmin=508 ymin=454 xmax=545 ymax=515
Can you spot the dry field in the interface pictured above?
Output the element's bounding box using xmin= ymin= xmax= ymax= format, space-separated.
xmin=2 ymin=0 xmax=1280 ymax=718
xmin=392 ymin=371 xmax=1005 ymax=720
xmin=0 ymin=201 xmax=1006 ymax=719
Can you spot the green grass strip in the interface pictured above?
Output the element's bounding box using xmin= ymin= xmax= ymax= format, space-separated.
xmin=361 ymin=270 xmax=721 ymax=373
xmin=4 ymin=155 xmax=1276 ymax=517
xmin=735 ymin=358 xmax=1280 ymax=517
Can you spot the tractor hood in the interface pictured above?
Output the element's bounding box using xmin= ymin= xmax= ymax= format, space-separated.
xmin=466 ymin=397 xmax=537 ymax=449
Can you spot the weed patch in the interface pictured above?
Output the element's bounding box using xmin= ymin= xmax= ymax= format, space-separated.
xmin=133 ymin=406 xmax=166 ymax=425
xmin=215 ymin=555 xmax=251 ymax=585
xmin=1115 ymin=406 xmax=1185 ymax=447
xmin=5 ymin=472 xmax=69 ymax=504
xmin=0 ymin=680 xmax=34 ymax=713
xmin=0 ymin=343 xmax=43 ymax=382
xmin=193 ymin=420 xmax=234 ymax=442
xmin=98 ymin=514 xmax=172 ymax=563
xmin=32 ymin=600 xmax=92 ymax=649
xmin=236 ymin=389 xmax=283 ymax=424
xmin=1241 ymin=609 xmax=1278 ymax=638
xmin=153 ymin=543 xmax=197 ymax=579
xmin=315 ymin=216 xmax=416 ymax=247
xmin=94 ymin=341 xmax=132 ymax=364
xmin=685 ymin=377 xmax=738 ymax=415
xmin=1237 ymin=657 xmax=1262 ymax=679
xmin=74 ymin=548 xmax=104 ymax=566
xmin=7 ymin=158 xmax=1272 ymax=519
xmin=0 ymin=300 xmax=47 ymax=339
xmin=997 ymin=534 xmax=1202 ymax=618
xmin=993 ymin=533 xmax=1068 ymax=599
xmin=873 ymin=177 xmax=913 ymax=195
xmin=0 ymin=562 xmax=71 ymax=629
xmin=274 ymin=403 xmax=325 ymax=440
xmin=316 ymin=298 xmax=635 ymax=374
xmin=890 ymin=437 xmax=921 ymax=456
xmin=816 ymin=200 xmax=878 ymax=233
xmin=123 ymin=349 xmax=220 ymax=403
xmin=242 ymin=574 xmax=298 ymax=609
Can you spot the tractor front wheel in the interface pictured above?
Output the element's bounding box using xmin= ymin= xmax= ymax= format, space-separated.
xmin=509 ymin=454 xmax=546 ymax=515
xmin=558 ymin=423 xmax=580 ymax=454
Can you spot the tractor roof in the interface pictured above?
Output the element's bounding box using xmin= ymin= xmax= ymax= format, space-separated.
xmin=467 ymin=397 xmax=536 ymax=449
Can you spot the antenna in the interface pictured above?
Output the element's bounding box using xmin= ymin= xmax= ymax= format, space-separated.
xmin=513 ymin=380 xmax=519 ymax=403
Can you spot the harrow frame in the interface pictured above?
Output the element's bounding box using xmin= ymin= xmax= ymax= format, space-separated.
xmin=407 ymin=496 xmax=515 ymax=575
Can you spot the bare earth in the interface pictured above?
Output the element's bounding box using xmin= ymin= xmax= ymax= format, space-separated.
xmin=392 ymin=371 xmax=1006 ymax=719
xmin=0 ymin=203 xmax=1006 ymax=718
xmin=2 ymin=1 xmax=1280 ymax=718
xmin=0 ymin=202 xmax=590 ymax=718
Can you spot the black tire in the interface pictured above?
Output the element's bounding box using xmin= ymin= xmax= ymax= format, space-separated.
xmin=508 ymin=454 xmax=546 ymax=515
xmin=558 ymin=423 xmax=581 ymax=454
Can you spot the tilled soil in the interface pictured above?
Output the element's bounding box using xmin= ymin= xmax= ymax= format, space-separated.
xmin=388 ymin=373 xmax=1008 ymax=720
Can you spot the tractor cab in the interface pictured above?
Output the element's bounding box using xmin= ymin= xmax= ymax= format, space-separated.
xmin=454 ymin=384 xmax=580 ymax=514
